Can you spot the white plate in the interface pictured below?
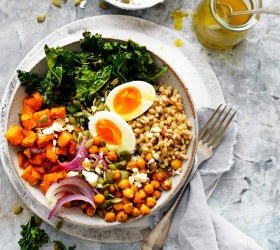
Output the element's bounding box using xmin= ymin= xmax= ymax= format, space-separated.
xmin=0 ymin=15 xmax=224 ymax=242
xmin=104 ymin=0 xmax=164 ymax=10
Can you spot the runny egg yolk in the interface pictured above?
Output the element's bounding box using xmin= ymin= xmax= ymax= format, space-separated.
xmin=96 ymin=119 xmax=122 ymax=145
xmin=113 ymin=86 xmax=141 ymax=114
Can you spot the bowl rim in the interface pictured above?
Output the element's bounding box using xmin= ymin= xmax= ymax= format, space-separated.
xmin=104 ymin=0 xmax=164 ymax=10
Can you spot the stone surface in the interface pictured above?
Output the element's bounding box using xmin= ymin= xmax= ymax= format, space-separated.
xmin=0 ymin=0 xmax=279 ymax=249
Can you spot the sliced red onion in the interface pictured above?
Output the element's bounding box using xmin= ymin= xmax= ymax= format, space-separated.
xmin=48 ymin=194 xmax=94 ymax=220
xmin=58 ymin=139 xmax=88 ymax=171
xmin=93 ymin=153 xmax=108 ymax=170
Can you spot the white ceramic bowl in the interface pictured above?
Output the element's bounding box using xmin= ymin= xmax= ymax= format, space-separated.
xmin=0 ymin=17 xmax=197 ymax=231
xmin=104 ymin=0 xmax=164 ymax=10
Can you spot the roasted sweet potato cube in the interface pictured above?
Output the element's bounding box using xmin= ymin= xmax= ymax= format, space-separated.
xmin=37 ymin=134 xmax=55 ymax=148
xmin=22 ymin=99 xmax=35 ymax=115
xmin=20 ymin=113 xmax=37 ymax=130
xmin=21 ymin=165 xmax=41 ymax=186
xmin=33 ymin=109 xmax=53 ymax=127
xmin=55 ymin=147 xmax=68 ymax=156
xmin=21 ymin=130 xmax=38 ymax=147
xmin=50 ymin=107 xmax=66 ymax=119
xmin=68 ymin=140 xmax=77 ymax=155
xmin=28 ymin=153 xmax=45 ymax=166
xmin=5 ymin=125 xmax=25 ymax=145
xmin=45 ymin=143 xmax=58 ymax=163
xmin=23 ymin=148 xmax=32 ymax=158
xmin=57 ymin=131 xmax=73 ymax=148
xmin=25 ymin=92 xmax=43 ymax=111
xmin=17 ymin=151 xmax=26 ymax=168
xmin=43 ymin=170 xmax=66 ymax=184
xmin=40 ymin=181 xmax=51 ymax=194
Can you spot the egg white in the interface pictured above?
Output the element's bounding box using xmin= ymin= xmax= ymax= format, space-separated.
xmin=88 ymin=111 xmax=136 ymax=153
xmin=105 ymin=81 xmax=156 ymax=121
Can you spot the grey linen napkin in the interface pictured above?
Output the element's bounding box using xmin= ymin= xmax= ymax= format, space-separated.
xmin=158 ymin=108 xmax=263 ymax=250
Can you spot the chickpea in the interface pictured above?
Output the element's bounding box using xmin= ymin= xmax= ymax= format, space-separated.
xmin=139 ymin=169 xmax=147 ymax=174
xmin=138 ymin=189 xmax=147 ymax=199
xmin=80 ymin=203 xmax=89 ymax=210
xmin=150 ymin=180 xmax=160 ymax=189
xmin=122 ymin=188 xmax=134 ymax=199
xmin=104 ymin=211 xmax=116 ymax=222
xmin=118 ymin=179 xmax=130 ymax=190
xmin=109 ymin=184 xmax=116 ymax=193
xmin=123 ymin=203 xmax=134 ymax=214
xmin=140 ymin=204 xmax=150 ymax=216
xmin=93 ymin=135 xmax=102 ymax=146
xmin=162 ymin=179 xmax=172 ymax=190
xmin=89 ymin=145 xmax=99 ymax=154
xmin=155 ymin=172 xmax=168 ymax=182
xmin=113 ymin=202 xmax=124 ymax=211
xmin=143 ymin=184 xmax=154 ymax=195
xmin=137 ymin=157 xmax=146 ymax=169
xmin=114 ymin=191 xmax=122 ymax=198
xmin=132 ymin=207 xmax=140 ymax=217
xmin=112 ymin=170 xmax=121 ymax=180
xmin=94 ymin=193 xmax=105 ymax=205
xmin=116 ymin=211 xmax=128 ymax=222
xmin=99 ymin=147 xmax=109 ymax=156
xmin=86 ymin=206 xmax=95 ymax=217
xmin=130 ymin=184 xmax=139 ymax=193
xmin=107 ymin=150 xmax=118 ymax=162
xmin=151 ymin=190 xmax=161 ymax=199
xmin=149 ymin=163 xmax=158 ymax=171
xmin=122 ymin=197 xmax=131 ymax=204
xmin=151 ymin=172 xmax=158 ymax=181
xmin=170 ymin=159 xmax=182 ymax=170
xmin=145 ymin=153 xmax=153 ymax=162
xmin=126 ymin=160 xmax=138 ymax=170
xmin=133 ymin=192 xmax=142 ymax=204
xmin=146 ymin=197 xmax=156 ymax=207
xmin=74 ymin=127 xmax=82 ymax=133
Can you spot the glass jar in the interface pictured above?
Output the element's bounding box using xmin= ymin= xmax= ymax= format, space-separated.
xmin=193 ymin=0 xmax=262 ymax=49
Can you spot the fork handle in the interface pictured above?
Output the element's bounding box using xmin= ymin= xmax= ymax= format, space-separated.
xmin=141 ymin=156 xmax=204 ymax=250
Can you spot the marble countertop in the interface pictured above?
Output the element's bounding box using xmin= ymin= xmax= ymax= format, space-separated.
xmin=0 ymin=0 xmax=279 ymax=249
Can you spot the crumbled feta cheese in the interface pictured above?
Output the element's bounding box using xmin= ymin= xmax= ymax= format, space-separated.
xmin=153 ymin=153 xmax=160 ymax=161
xmin=67 ymin=171 xmax=79 ymax=177
xmin=82 ymin=158 xmax=91 ymax=170
xmin=101 ymin=97 xmax=105 ymax=102
xmin=64 ymin=117 xmax=69 ymax=122
xmin=80 ymin=0 xmax=87 ymax=8
xmin=42 ymin=121 xmax=64 ymax=135
xmin=82 ymin=170 xmax=98 ymax=187
xmin=129 ymin=168 xmax=149 ymax=187
xmin=147 ymin=158 xmax=156 ymax=165
xmin=146 ymin=132 xmax=153 ymax=138
xmin=65 ymin=124 xmax=75 ymax=132
xmin=134 ymin=172 xmax=149 ymax=183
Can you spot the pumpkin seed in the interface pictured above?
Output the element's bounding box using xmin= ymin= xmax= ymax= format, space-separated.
xmin=110 ymin=198 xmax=123 ymax=204
xmin=35 ymin=216 xmax=42 ymax=226
xmin=83 ymin=130 xmax=90 ymax=138
xmin=101 ymin=183 xmax=110 ymax=191
xmin=13 ymin=206 xmax=23 ymax=215
xmin=74 ymin=0 xmax=82 ymax=6
xmin=114 ymin=183 xmax=119 ymax=191
xmin=91 ymin=106 xmax=97 ymax=113
xmin=100 ymin=140 xmax=106 ymax=147
xmin=82 ymin=160 xmax=91 ymax=169
xmin=116 ymin=160 xmax=127 ymax=169
xmin=92 ymin=98 xmax=97 ymax=106
xmin=56 ymin=220 xmax=63 ymax=230
xmin=73 ymin=100 xmax=81 ymax=108
xmin=103 ymin=190 xmax=109 ymax=198
xmin=110 ymin=78 xmax=119 ymax=86
xmin=87 ymin=107 xmax=92 ymax=112
xmin=39 ymin=114 xmax=48 ymax=125
xmin=68 ymin=116 xmax=77 ymax=125
xmin=98 ymin=200 xmax=108 ymax=208
xmin=97 ymin=208 xmax=104 ymax=218
xmin=158 ymin=167 xmax=168 ymax=172
xmin=104 ymin=103 xmax=110 ymax=111
xmin=73 ymin=132 xmax=78 ymax=142
xmin=97 ymin=103 xmax=105 ymax=111
xmin=108 ymin=194 xmax=114 ymax=198
xmin=97 ymin=176 xmax=104 ymax=184
xmin=107 ymin=169 xmax=113 ymax=182
xmin=37 ymin=15 xmax=46 ymax=23
xmin=62 ymin=0 xmax=67 ymax=2
xmin=108 ymin=164 xmax=117 ymax=170
xmin=95 ymin=99 xmax=101 ymax=106
xmin=83 ymin=110 xmax=90 ymax=116
xmin=52 ymin=0 xmax=61 ymax=8
xmin=99 ymin=2 xmax=109 ymax=9
xmin=85 ymin=139 xmax=94 ymax=148
xmin=73 ymin=111 xmax=84 ymax=117
xmin=119 ymin=151 xmax=131 ymax=160
xmin=54 ymin=242 xmax=59 ymax=250
xmin=121 ymin=171 xmax=129 ymax=179
xmin=78 ymin=134 xmax=84 ymax=144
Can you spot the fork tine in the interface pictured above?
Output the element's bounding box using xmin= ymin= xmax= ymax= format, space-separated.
xmin=206 ymin=107 xmax=233 ymax=145
xmin=212 ymin=110 xmax=237 ymax=149
xmin=198 ymin=104 xmax=222 ymax=141
xmin=201 ymin=105 xmax=227 ymax=142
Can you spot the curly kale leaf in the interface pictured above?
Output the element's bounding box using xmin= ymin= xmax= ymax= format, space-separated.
xmin=18 ymin=216 xmax=48 ymax=250
xmin=17 ymin=70 xmax=44 ymax=95
xmin=75 ymin=65 xmax=112 ymax=102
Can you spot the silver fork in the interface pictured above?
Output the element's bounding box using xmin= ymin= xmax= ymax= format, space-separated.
xmin=141 ymin=104 xmax=237 ymax=250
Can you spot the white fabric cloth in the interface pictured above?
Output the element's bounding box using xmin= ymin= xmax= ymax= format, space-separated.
xmin=157 ymin=108 xmax=263 ymax=250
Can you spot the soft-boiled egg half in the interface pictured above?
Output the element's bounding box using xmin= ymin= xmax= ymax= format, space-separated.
xmin=88 ymin=111 xmax=136 ymax=153
xmin=105 ymin=81 xmax=156 ymax=121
